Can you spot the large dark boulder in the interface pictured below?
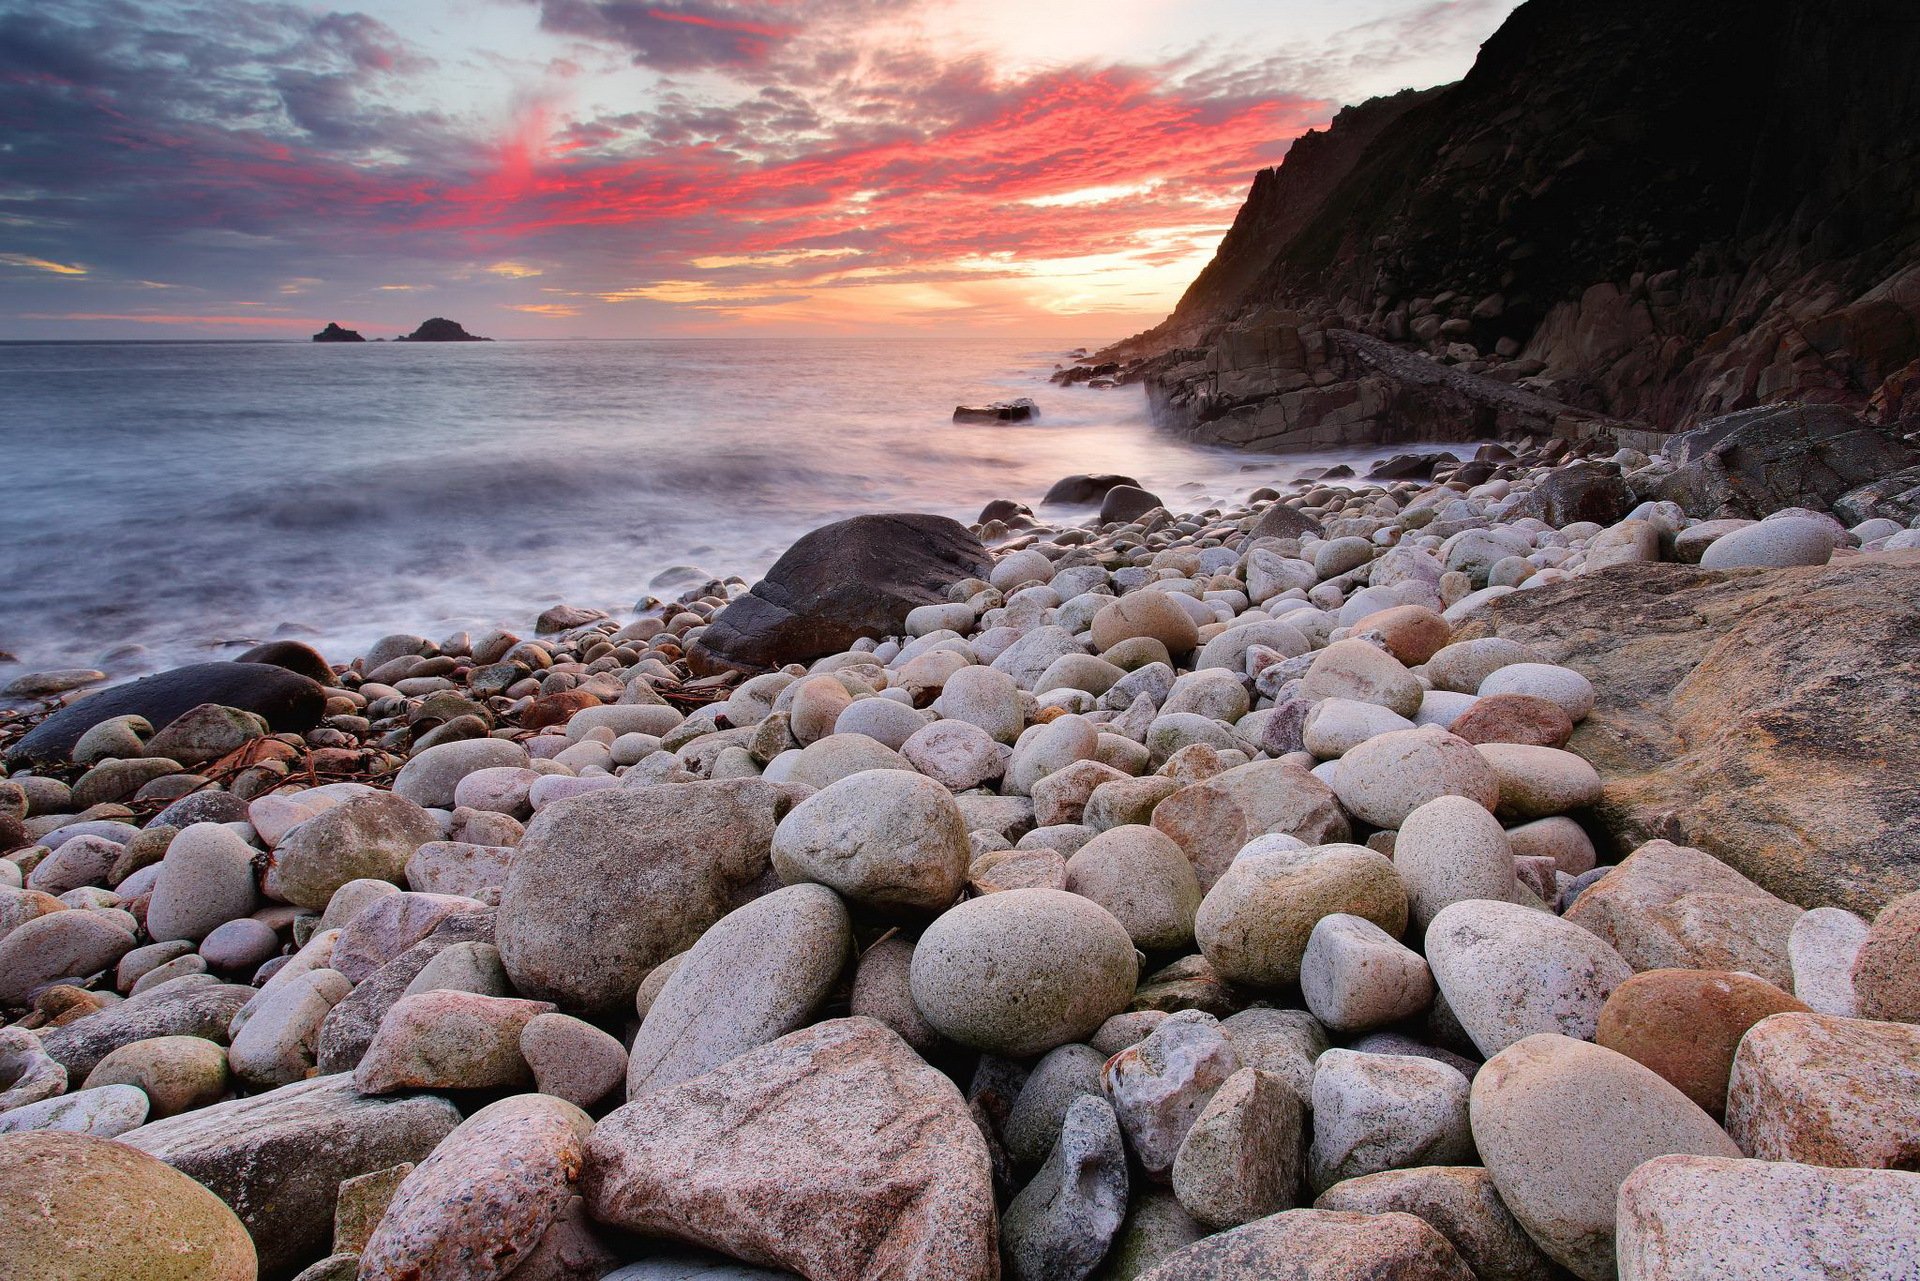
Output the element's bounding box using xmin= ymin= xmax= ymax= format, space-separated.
xmin=1508 ymin=459 xmax=1635 ymax=527
xmin=1454 ymin=552 xmax=1920 ymax=915
xmin=1647 ymin=404 xmax=1920 ymax=518
xmin=1042 ymin=474 xmax=1140 ymax=505
xmin=235 ymin=640 xmax=334 ymax=686
xmin=7 ymin=662 xmax=328 ymax=763
xmin=1099 ymin=485 xmax=1165 ymax=524
xmin=688 ymin=514 xmax=990 ymax=675
xmin=1834 ymin=464 xmax=1920 ymax=525
xmin=953 ymin=398 xmax=1037 ymax=423
xmin=310 ymin=323 xmax=364 ymax=343
xmin=396 ymin=317 xmax=488 ymax=342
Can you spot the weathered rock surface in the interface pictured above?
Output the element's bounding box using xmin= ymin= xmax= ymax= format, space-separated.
xmin=1136 ymin=1207 xmax=1474 ymax=1280
xmin=584 ymin=1018 xmax=999 ymax=1281
xmin=122 ymin=1074 xmax=460 ymax=1280
xmin=1724 ymin=1011 xmax=1920 ymax=1167
xmin=1314 ymin=1166 xmax=1559 ymax=1281
xmin=1455 ymin=556 xmax=1920 ymax=914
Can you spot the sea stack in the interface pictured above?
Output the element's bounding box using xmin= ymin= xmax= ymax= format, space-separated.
xmin=311 ymin=322 xmax=365 ymax=343
xmin=396 ymin=317 xmax=490 ymax=342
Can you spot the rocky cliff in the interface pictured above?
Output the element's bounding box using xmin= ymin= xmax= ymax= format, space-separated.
xmin=1113 ymin=0 xmax=1920 ymax=451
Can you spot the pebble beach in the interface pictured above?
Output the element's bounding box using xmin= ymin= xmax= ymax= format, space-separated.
xmin=4 ymin=411 xmax=1919 ymax=1280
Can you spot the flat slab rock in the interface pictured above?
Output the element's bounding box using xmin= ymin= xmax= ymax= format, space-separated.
xmin=583 ymin=1016 xmax=998 ymax=1281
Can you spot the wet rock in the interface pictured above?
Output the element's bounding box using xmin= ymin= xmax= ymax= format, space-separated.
xmin=8 ymin=661 xmax=327 ymax=764
xmin=584 ymin=1017 xmax=997 ymax=1281
xmin=690 ymin=514 xmax=990 ymax=675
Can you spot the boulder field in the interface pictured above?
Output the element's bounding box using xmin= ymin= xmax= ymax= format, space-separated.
xmin=1 ymin=418 xmax=1918 ymax=1280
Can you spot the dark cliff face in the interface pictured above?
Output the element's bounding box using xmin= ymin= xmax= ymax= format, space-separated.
xmin=1124 ymin=0 xmax=1920 ymax=434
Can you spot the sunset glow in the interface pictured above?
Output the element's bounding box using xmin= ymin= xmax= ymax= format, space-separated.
xmin=0 ymin=0 xmax=1519 ymax=340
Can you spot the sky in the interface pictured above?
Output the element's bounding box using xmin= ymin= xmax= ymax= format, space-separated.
xmin=0 ymin=0 xmax=1520 ymax=341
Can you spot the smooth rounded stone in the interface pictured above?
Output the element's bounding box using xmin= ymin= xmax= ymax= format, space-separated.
xmin=0 ymin=1083 xmax=149 ymax=1137
xmin=1005 ymin=1043 xmax=1109 ymax=1169
xmin=403 ymin=939 xmax=512 ymax=997
xmin=265 ymin=791 xmax=439 ymax=910
xmin=1475 ymin=662 xmax=1595 ymax=722
xmin=0 ymin=1026 xmax=67 ymax=1115
xmin=71 ymin=756 xmax=185 ymax=808
xmin=1308 ymin=1048 xmax=1472 ymax=1192
xmin=1853 ymin=889 xmax=1920 ymax=1022
xmin=991 ymin=547 xmax=1054 ymax=590
xmin=849 ymin=936 xmax=941 ymax=1055
xmin=0 ymin=908 xmax=136 ymax=1004
xmin=1193 ymin=619 xmax=1310 ymax=675
xmin=1348 ymin=604 xmax=1452 ymax=666
xmin=993 ymin=626 xmax=1087 ymax=691
xmin=353 ymin=990 xmax=554 ymax=1093
xmin=498 ymin=779 xmax=805 ymax=1015
xmin=1446 ymin=693 xmax=1574 ymax=749
xmin=900 ymin=719 xmax=1007 ymax=791
xmin=452 ymin=766 xmax=540 ymax=817
xmin=1425 ymin=638 xmax=1539 ymax=694
xmin=786 ymin=675 xmax=854 ymax=745
xmin=228 ymin=968 xmax=351 ymax=1088
xmin=358 ymin=1093 xmax=593 ymax=1281
xmin=1300 ymin=912 xmax=1434 ymax=1034
xmin=519 ymin=1013 xmax=629 ymax=1110
xmin=1171 ymin=1066 xmax=1304 ymax=1229
xmin=121 ymin=1073 xmax=461 ymax=1277
xmin=1085 ymin=1012 xmax=1163 ymax=1058
xmin=247 ymin=783 xmax=373 ymax=848
xmin=315 ymin=876 xmax=400 ymax=934
xmin=586 ymin=1017 xmax=997 ymax=1281
xmin=0 ymin=1130 xmax=256 ymax=1280
xmin=1426 ymin=899 xmax=1632 ymax=1056
xmin=780 ymin=733 xmax=912 ymax=788
xmin=1699 ymin=515 xmax=1836 ymax=569
xmin=1596 ymin=968 xmax=1808 ymax=1120
xmin=1724 ymin=1011 xmax=1920 ymax=1167
xmin=1503 ymin=816 xmax=1595 ymax=876
xmin=1617 ymin=1154 xmax=1920 ymax=1281
xmin=1470 ymin=1034 xmax=1739 ymax=1281
xmin=83 ymin=1034 xmax=229 ymax=1119
xmin=969 ymin=846 xmax=1067 ymax=893
xmin=0 ymin=884 xmax=66 ymax=941
xmin=1033 ymin=759 xmax=1129 ymax=828
xmin=565 ymin=703 xmax=683 ymax=741
xmin=527 ymin=772 xmax=618 ymax=809
xmin=1788 ymin=905 xmax=1870 ymax=1015
xmin=1137 ymin=1207 xmax=1474 ymax=1280
xmin=1562 ymin=839 xmax=1802 ymax=988
xmin=771 ymin=770 xmax=968 ymax=914
xmin=1143 ymin=712 xmax=1240 ymax=765
xmin=1084 ymin=774 xmax=1182 ymax=831
xmin=831 ymin=696 xmax=928 ymax=750
xmin=911 ymin=888 xmax=1137 ymax=1057
xmin=1195 ymin=844 xmax=1406 ymax=990
xmin=37 ymin=978 xmax=251 ymax=1078
xmin=198 ymin=917 xmax=280 ymax=971
xmin=145 ymin=703 xmax=272 ymax=767
xmin=1473 ymin=743 xmax=1603 ymax=819
xmin=131 ymin=953 xmax=209 ymax=995
xmin=1395 ymin=795 xmax=1517 ymax=928
xmin=1332 ymin=727 xmax=1500 ymax=829
xmin=1313 ymin=1166 xmax=1558 ymax=1281
xmin=145 ymin=822 xmax=259 ymax=944
xmin=1006 ymin=713 xmax=1100 ymax=796
xmin=332 ymin=891 xmax=485 ymax=982
xmin=1035 ymin=652 xmax=1127 ymax=699
xmin=932 ymin=664 xmax=1025 ymax=743
xmin=1302 ymin=698 xmax=1417 ymax=760
xmin=1298 ymin=638 xmax=1423 ymax=717
xmin=1103 ymin=1010 xmax=1242 ymax=1183
xmin=405 ymin=840 xmax=514 ymax=898
xmin=1313 ymin=535 xmax=1375 ymax=579
xmin=71 ymin=716 xmax=150 ymax=768
xmin=629 ymin=883 xmax=850 ymax=1098
xmin=1159 ymin=669 xmax=1249 ymax=723
xmin=1092 ymin=592 xmax=1199 ymax=657
xmin=1150 ymin=759 xmax=1351 ymax=889
xmin=25 ymin=834 xmax=123 ymax=896
xmin=1002 ymin=1093 xmax=1130 ymax=1281
xmin=603 ymin=1250 xmax=799 ymax=1280
xmin=1063 ymin=825 xmax=1202 ymax=953
xmin=1097 ymin=1187 xmax=1204 ymax=1281
xmin=633 ymin=953 xmax=687 ymax=1020
xmin=39 ymin=819 xmax=140 ymax=850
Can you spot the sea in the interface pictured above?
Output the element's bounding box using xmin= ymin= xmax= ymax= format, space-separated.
xmin=0 ymin=337 xmax=1427 ymax=677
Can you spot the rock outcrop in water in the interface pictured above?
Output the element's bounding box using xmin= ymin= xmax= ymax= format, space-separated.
xmin=311 ymin=323 xmax=364 ymax=343
xmin=396 ymin=318 xmax=490 ymax=342
xmin=1101 ymin=0 xmax=1920 ymax=453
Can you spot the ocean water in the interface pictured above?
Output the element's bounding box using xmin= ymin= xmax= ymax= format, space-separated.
xmin=0 ymin=337 xmax=1421 ymax=676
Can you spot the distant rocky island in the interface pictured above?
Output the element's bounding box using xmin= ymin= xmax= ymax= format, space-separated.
xmin=310 ymin=323 xmax=364 ymax=343
xmin=395 ymin=318 xmax=489 ymax=342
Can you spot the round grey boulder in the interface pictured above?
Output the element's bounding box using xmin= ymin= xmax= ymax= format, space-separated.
xmin=771 ymin=769 xmax=970 ymax=913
